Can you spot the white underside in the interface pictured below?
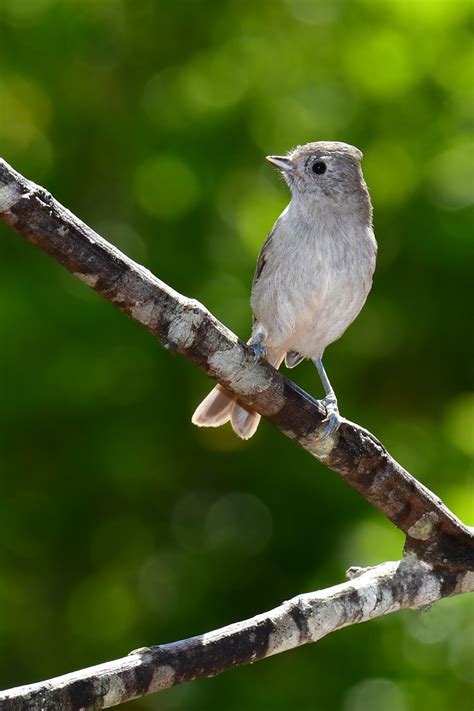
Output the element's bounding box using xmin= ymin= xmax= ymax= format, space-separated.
xmin=251 ymin=199 xmax=377 ymax=358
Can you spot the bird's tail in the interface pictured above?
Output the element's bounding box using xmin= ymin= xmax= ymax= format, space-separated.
xmin=192 ymin=349 xmax=284 ymax=440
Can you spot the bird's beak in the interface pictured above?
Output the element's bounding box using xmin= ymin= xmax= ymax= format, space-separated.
xmin=266 ymin=155 xmax=294 ymax=173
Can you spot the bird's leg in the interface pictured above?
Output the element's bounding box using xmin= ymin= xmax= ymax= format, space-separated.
xmin=248 ymin=327 xmax=268 ymax=361
xmin=312 ymin=356 xmax=342 ymax=437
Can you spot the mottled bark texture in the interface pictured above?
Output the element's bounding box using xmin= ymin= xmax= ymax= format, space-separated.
xmin=0 ymin=158 xmax=472 ymax=709
xmin=1 ymin=559 xmax=472 ymax=711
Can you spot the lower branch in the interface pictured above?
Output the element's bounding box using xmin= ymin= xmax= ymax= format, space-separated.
xmin=1 ymin=557 xmax=472 ymax=710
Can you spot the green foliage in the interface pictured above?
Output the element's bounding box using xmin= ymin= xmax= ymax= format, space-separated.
xmin=0 ymin=1 xmax=472 ymax=708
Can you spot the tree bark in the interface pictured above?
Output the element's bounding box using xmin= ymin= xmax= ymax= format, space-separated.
xmin=1 ymin=558 xmax=472 ymax=711
xmin=0 ymin=158 xmax=472 ymax=710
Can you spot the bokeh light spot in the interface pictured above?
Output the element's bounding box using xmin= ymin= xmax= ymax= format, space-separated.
xmin=134 ymin=155 xmax=200 ymax=220
xmin=250 ymin=89 xmax=354 ymax=153
xmin=138 ymin=552 xmax=179 ymax=615
xmin=405 ymin=601 xmax=458 ymax=645
xmin=67 ymin=575 xmax=138 ymax=644
xmin=364 ymin=141 xmax=418 ymax=206
xmin=343 ymin=30 xmax=418 ymax=99
xmin=205 ymin=492 xmax=272 ymax=555
xmin=443 ymin=392 xmax=474 ymax=457
xmin=198 ymin=272 xmax=249 ymax=336
xmin=344 ymin=678 xmax=407 ymax=711
xmin=0 ymin=75 xmax=54 ymax=175
xmin=193 ymin=419 xmax=248 ymax=452
xmin=4 ymin=0 xmax=56 ymax=25
xmin=217 ymin=169 xmax=286 ymax=255
xmin=284 ymin=0 xmax=341 ymax=26
xmin=179 ymin=46 xmax=250 ymax=112
xmin=374 ymin=0 xmax=472 ymax=27
xmin=342 ymin=298 xmax=404 ymax=358
xmin=442 ymin=483 xmax=474 ymax=526
xmin=142 ymin=69 xmax=192 ymax=131
xmin=428 ymin=141 xmax=474 ymax=209
xmin=340 ymin=519 xmax=403 ymax=568
xmin=448 ymin=622 xmax=474 ymax=683
xmin=170 ymin=491 xmax=213 ymax=549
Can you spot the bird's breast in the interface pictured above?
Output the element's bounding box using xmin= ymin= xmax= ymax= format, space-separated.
xmin=251 ymin=215 xmax=376 ymax=356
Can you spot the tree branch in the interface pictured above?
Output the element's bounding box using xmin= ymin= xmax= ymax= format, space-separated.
xmin=0 ymin=159 xmax=471 ymax=571
xmin=1 ymin=557 xmax=472 ymax=710
xmin=0 ymin=158 xmax=472 ymax=709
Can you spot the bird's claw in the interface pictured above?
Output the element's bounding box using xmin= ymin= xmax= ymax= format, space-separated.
xmin=250 ymin=341 xmax=267 ymax=362
xmin=320 ymin=395 xmax=342 ymax=438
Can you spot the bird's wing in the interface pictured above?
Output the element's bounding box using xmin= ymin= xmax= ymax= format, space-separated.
xmin=252 ymin=226 xmax=275 ymax=288
xmin=251 ymin=227 xmax=276 ymax=330
xmin=252 ymin=223 xmax=305 ymax=370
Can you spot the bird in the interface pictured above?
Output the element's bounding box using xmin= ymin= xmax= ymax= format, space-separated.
xmin=192 ymin=141 xmax=377 ymax=440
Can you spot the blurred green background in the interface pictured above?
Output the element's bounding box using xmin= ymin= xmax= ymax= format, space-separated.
xmin=0 ymin=0 xmax=473 ymax=709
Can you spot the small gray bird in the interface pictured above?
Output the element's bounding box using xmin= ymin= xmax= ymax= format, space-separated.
xmin=192 ymin=141 xmax=377 ymax=439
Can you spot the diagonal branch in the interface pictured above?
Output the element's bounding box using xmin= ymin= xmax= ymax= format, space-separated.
xmin=0 ymin=158 xmax=472 ymax=571
xmin=0 ymin=158 xmax=472 ymax=710
xmin=1 ymin=558 xmax=472 ymax=710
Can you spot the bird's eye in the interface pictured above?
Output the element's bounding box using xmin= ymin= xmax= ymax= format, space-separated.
xmin=312 ymin=161 xmax=327 ymax=174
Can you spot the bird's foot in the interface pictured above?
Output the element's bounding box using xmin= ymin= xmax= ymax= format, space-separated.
xmin=319 ymin=394 xmax=342 ymax=438
xmin=250 ymin=341 xmax=268 ymax=362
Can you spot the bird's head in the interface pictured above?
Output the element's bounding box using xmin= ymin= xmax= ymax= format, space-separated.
xmin=266 ymin=141 xmax=367 ymax=204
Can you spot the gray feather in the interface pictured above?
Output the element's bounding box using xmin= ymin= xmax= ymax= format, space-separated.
xmin=193 ymin=141 xmax=377 ymax=440
xmin=285 ymin=351 xmax=304 ymax=369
